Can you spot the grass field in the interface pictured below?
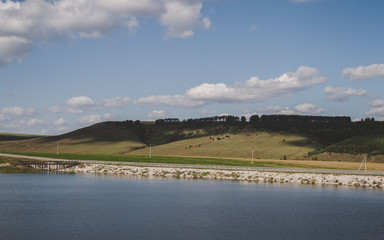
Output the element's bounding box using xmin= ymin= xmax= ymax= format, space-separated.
xmin=3 ymin=152 xmax=384 ymax=171
xmin=130 ymin=131 xmax=316 ymax=160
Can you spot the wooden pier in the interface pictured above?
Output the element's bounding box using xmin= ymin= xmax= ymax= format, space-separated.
xmin=21 ymin=161 xmax=78 ymax=171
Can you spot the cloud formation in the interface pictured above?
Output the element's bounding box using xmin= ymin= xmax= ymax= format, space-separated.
xmin=342 ymin=63 xmax=384 ymax=81
xmin=147 ymin=110 xmax=169 ymax=120
xmin=0 ymin=0 xmax=210 ymax=66
xmin=0 ymin=106 xmax=39 ymax=122
xmin=160 ymin=1 xmax=210 ymax=38
xmin=48 ymin=96 xmax=131 ymax=114
xmin=257 ymin=103 xmax=326 ymax=115
xmin=323 ymin=86 xmax=368 ymax=102
xmin=366 ymin=99 xmax=384 ymax=116
xmin=137 ymin=66 xmax=326 ymax=107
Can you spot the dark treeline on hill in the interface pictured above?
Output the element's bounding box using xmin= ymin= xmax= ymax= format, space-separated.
xmin=154 ymin=114 xmax=352 ymax=125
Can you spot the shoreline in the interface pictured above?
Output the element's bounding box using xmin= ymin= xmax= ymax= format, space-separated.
xmin=64 ymin=163 xmax=384 ymax=189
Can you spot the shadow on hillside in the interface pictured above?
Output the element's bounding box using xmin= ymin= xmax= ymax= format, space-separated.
xmin=285 ymin=139 xmax=318 ymax=148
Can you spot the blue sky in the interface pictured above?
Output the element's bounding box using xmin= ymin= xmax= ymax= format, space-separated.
xmin=1 ymin=0 xmax=384 ymax=135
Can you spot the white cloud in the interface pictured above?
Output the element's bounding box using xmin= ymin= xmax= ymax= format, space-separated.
xmin=49 ymin=96 xmax=132 ymax=115
xmin=0 ymin=0 xmax=211 ymax=65
xmin=101 ymin=97 xmax=131 ymax=107
xmin=323 ymin=86 xmax=368 ymax=102
xmin=54 ymin=118 xmax=67 ymax=126
xmin=366 ymin=99 xmax=384 ymax=116
xmin=258 ymin=106 xmax=295 ymax=115
xmin=0 ymin=36 xmax=32 ymax=66
xmin=369 ymin=99 xmax=384 ymax=107
xmin=66 ymin=96 xmax=95 ymax=108
xmin=258 ymin=103 xmax=326 ymax=115
xmin=48 ymin=96 xmax=96 ymax=115
xmin=147 ymin=110 xmax=169 ymax=120
xmin=137 ymin=66 xmax=326 ymax=107
xmin=186 ymin=66 xmax=326 ymax=102
xmin=366 ymin=107 xmax=384 ymax=116
xmin=0 ymin=106 xmax=39 ymax=121
xmin=160 ymin=1 xmax=210 ymax=38
xmin=342 ymin=63 xmax=384 ymax=81
xmin=25 ymin=118 xmax=44 ymax=126
xmin=136 ymin=94 xmax=205 ymax=108
xmin=294 ymin=103 xmax=326 ymax=114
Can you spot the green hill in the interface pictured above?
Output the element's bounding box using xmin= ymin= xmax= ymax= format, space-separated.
xmin=1 ymin=119 xmax=384 ymax=162
xmin=0 ymin=121 xmax=318 ymax=159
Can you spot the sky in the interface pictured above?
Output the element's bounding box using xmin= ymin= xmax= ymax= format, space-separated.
xmin=1 ymin=0 xmax=384 ymax=135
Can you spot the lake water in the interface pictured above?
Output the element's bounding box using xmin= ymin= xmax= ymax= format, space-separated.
xmin=0 ymin=173 xmax=383 ymax=240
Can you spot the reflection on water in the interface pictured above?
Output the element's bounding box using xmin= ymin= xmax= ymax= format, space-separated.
xmin=0 ymin=173 xmax=383 ymax=240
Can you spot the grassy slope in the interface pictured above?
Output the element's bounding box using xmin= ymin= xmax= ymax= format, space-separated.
xmin=1 ymin=121 xmax=384 ymax=165
xmin=131 ymin=131 xmax=315 ymax=160
xmin=0 ymin=122 xmax=146 ymax=154
xmin=0 ymin=122 xmax=319 ymax=159
xmin=0 ymin=133 xmax=45 ymax=141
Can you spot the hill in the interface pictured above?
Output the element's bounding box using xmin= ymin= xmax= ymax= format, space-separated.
xmin=1 ymin=118 xmax=384 ymax=162
xmin=0 ymin=121 xmax=319 ymax=159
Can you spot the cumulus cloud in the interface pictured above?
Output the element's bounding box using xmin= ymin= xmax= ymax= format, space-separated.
xmin=137 ymin=66 xmax=326 ymax=107
xmin=0 ymin=0 xmax=211 ymax=65
xmin=100 ymin=97 xmax=131 ymax=107
xmin=54 ymin=118 xmax=67 ymax=126
xmin=25 ymin=118 xmax=44 ymax=127
xmin=323 ymin=86 xmax=368 ymax=102
xmin=369 ymin=99 xmax=384 ymax=107
xmin=48 ymin=96 xmax=131 ymax=114
xmin=366 ymin=99 xmax=384 ymax=116
xmin=257 ymin=103 xmax=326 ymax=115
xmin=136 ymin=94 xmax=205 ymax=108
xmin=160 ymin=1 xmax=210 ymax=38
xmin=294 ymin=103 xmax=326 ymax=114
xmin=0 ymin=106 xmax=39 ymax=121
xmin=48 ymin=96 xmax=96 ymax=114
xmin=147 ymin=110 xmax=169 ymax=120
xmin=342 ymin=63 xmax=384 ymax=81
xmin=66 ymin=96 xmax=95 ymax=108
xmin=186 ymin=66 xmax=326 ymax=102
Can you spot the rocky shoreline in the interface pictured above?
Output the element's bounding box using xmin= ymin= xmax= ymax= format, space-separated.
xmin=64 ymin=163 xmax=384 ymax=189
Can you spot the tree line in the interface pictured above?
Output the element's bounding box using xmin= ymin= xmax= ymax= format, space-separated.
xmin=155 ymin=114 xmax=352 ymax=125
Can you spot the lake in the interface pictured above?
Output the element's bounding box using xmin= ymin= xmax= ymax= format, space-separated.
xmin=0 ymin=173 xmax=383 ymax=240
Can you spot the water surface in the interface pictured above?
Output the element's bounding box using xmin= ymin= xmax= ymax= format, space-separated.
xmin=0 ymin=173 xmax=383 ymax=240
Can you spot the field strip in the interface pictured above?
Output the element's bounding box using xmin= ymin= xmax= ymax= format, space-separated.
xmin=1 ymin=153 xmax=384 ymax=176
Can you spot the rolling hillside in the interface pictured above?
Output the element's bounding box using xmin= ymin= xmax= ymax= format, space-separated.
xmin=1 ymin=119 xmax=384 ymax=162
xmin=0 ymin=121 xmax=318 ymax=159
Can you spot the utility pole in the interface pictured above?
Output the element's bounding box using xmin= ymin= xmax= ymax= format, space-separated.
xmin=56 ymin=142 xmax=59 ymax=155
xmin=252 ymin=147 xmax=254 ymax=164
xmin=358 ymin=156 xmax=367 ymax=171
xmin=149 ymin=144 xmax=151 ymax=159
